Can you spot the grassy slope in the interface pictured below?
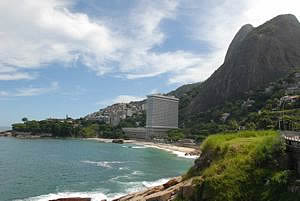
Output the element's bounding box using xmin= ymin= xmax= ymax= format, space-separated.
xmin=183 ymin=130 xmax=299 ymax=201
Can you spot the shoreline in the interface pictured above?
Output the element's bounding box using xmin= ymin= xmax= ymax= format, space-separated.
xmin=1 ymin=135 xmax=200 ymax=159
xmin=19 ymin=177 xmax=183 ymax=201
xmin=86 ymin=138 xmax=200 ymax=159
xmin=42 ymin=176 xmax=195 ymax=201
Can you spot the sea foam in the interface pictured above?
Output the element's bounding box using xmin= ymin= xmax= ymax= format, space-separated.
xmin=142 ymin=178 xmax=170 ymax=188
xmin=13 ymin=191 xmax=121 ymax=201
xmin=143 ymin=145 xmax=198 ymax=159
xmin=81 ymin=160 xmax=123 ymax=168
xmin=15 ymin=177 xmax=172 ymax=201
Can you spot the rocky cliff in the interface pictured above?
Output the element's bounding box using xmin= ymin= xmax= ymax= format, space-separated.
xmin=112 ymin=176 xmax=199 ymax=201
xmin=180 ymin=14 xmax=300 ymax=120
xmin=112 ymin=130 xmax=300 ymax=201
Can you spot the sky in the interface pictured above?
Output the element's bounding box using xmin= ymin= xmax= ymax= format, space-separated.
xmin=0 ymin=0 xmax=300 ymax=126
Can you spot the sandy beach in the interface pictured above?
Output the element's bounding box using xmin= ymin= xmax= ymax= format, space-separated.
xmin=86 ymin=138 xmax=200 ymax=159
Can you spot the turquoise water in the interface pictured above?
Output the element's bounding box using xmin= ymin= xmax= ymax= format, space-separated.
xmin=0 ymin=138 xmax=194 ymax=201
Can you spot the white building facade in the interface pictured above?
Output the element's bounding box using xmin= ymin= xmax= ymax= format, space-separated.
xmin=146 ymin=94 xmax=179 ymax=138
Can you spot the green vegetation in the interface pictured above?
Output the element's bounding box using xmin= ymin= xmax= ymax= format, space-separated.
xmin=119 ymin=111 xmax=146 ymax=128
xmin=183 ymin=130 xmax=299 ymax=201
xmin=179 ymin=71 xmax=300 ymax=141
xmin=11 ymin=111 xmax=145 ymax=139
xmin=12 ymin=119 xmax=79 ymax=137
xmin=80 ymin=124 xmax=99 ymax=138
xmin=12 ymin=118 xmax=125 ymax=138
xmin=167 ymin=129 xmax=185 ymax=142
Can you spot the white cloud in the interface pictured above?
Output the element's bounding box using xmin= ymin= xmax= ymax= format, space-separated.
xmin=112 ymin=0 xmax=204 ymax=81
xmin=0 ymin=81 xmax=59 ymax=97
xmin=0 ymin=0 xmax=119 ymax=79
xmin=113 ymin=95 xmax=145 ymax=103
xmin=1 ymin=0 xmax=299 ymax=84
xmin=245 ymin=0 xmax=300 ymax=26
xmin=150 ymin=89 xmax=159 ymax=94
xmin=0 ymin=0 xmax=204 ymax=83
xmin=0 ymin=91 xmax=9 ymax=96
xmin=97 ymin=95 xmax=145 ymax=107
xmin=0 ymin=72 xmax=36 ymax=81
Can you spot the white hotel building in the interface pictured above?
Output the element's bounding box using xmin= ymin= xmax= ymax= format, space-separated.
xmin=123 ymin=94 xmax=179 ymax=139
xmin=146 ymin=94 xmax=179 ymax=138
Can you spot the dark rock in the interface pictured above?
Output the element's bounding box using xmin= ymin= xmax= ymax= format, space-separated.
xmin=112 ymin=139 xmax=124 ymax=144
xmin=163 ymin=179 xmax=179 ymax=189
xmin=185 ymin=150 xmax=201 ymax=156
xmin=194 ymin=150 xmax=214 ymax=171
xmin=0 ymin=131 xmax=12 ymax=137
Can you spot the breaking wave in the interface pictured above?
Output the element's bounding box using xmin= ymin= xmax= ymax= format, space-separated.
xmin=131 ymin=146 xmax=147 ymax=149
xmin=15 ymin=177 xmax=171 ymax=201
xmin=122 ymin=145 xmax=147 ymax=149
xmin=143 ymin=145 xmax=198 ymax=159
xmin=81 ymin=160 xmax=123 ymax=168
xmin=14 ymin=191 xmax=124 ymax=201
xmin=142 ymin=178 xmax=171 ymax=188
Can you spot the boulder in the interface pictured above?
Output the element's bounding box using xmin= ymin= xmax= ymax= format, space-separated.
xmin=185 ymin=150 xmax=201 ymax=156
xmin=194 ymin=150 xmax=214 ymax=171
xmin=112 ymin=139 xmax=124 ymax=144
xmin=163 ymin=179 xmax=179 ymax=189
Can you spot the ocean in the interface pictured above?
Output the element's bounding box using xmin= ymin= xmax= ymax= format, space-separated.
xmin=0 ymin=137 xmax=194 ymax=201
xmin=0 ymin=126 xmax=11 ymax=132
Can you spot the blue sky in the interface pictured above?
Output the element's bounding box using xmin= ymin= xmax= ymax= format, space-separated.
xmin=0 ymin=0 xmax=299 ymax=126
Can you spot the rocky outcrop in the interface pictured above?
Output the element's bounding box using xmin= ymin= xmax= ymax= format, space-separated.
xmin=112 ymin=139 xmax=124 ymax=144
xmin=0 ymin=130 xmax=12 ymax=137
xmin=193 ymin=149 xmax=214 ymax=171
xmin=113 ymin=176 xmax=200 ymax=201
xmin=162 ymin=179 xmax=179 ymax=189
xmin=177 ymin=14 xmax=300 ymax=119
xmin=185 ymin=150 xmax=201 ymax=157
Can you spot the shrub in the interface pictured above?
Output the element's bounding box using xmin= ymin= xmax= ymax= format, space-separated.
xmin=187 ymin=130 xmax=298 ymax=201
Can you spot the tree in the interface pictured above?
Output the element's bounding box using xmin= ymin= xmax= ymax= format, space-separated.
xmin=22 ymin=117 xmax=28 ymax=122
xmin=228 ymin=120 xmax=239 ymax=131
xmin=80 ymin=124 xmax=99 ymax=138
xmin=245 ymin=122 xmax=256 ymax=130
xmin=167 ymin=129 xmax=185 ymax=142
xmin=12 ymin=123 xmax=26 ymax=131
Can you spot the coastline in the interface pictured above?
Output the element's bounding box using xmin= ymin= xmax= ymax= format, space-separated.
xmin=86 ymin=138 xmax=200 ymax=159
xmin=1 ymin=135 xmax=200 ymax=159
xmin=19 ymin=177 xmax=185 ymax=201
xmin=1 ymin=134 xmax=200 ymax=158
xmin=112 ymin=176 xmax=196 ymax=201
xmin=1 ymin=136 xmax=198 ymax=201
xmin=43 ymin=176 xmax=196 ymax=201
